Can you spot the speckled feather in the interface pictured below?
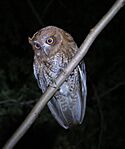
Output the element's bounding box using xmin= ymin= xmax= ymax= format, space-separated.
xmin=29 ymin=26 xmax=87 ymax=129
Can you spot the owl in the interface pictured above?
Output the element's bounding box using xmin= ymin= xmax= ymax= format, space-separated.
xmin=29 ymin=26 xmax=87 ymax=129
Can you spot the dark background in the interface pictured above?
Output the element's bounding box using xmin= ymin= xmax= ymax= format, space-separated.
xmin=0 ymin=0 xmax=125 ymax=148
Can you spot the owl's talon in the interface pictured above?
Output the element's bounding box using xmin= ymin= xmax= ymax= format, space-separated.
xmin=49 ymin=81 xmax=57 ymax=88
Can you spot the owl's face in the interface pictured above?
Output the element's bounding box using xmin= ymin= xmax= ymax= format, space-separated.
xmin=29 ymin=26 xmax=74 ymax=59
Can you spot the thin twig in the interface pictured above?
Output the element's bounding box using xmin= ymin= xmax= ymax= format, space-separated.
xmin=92 ymin=83 xmax=104 ymax=149
xmin=41 ymin=0 xmax=55 ymax=19
xmin=27 ymin=0 xmax=44 ymax=26
xmin=3 ymin=0 xmax=125 ymax=149
xmin=98 ymin=81 xmax=125 ymax=99
xmin=0 ymin=99 xmax=37 ymax=106
xmin=0 ymin=99 xmax=17 ymax=105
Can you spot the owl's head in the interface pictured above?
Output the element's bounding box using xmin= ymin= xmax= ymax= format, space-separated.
xmin=29 ymin=26 xmax=76 ymax=58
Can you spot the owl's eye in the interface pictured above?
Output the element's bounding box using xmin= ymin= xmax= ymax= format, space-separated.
xmin=46 ymin=36 xmax=55 ymax=45
xmin=33 ymin=41 xmax=41 ymax=49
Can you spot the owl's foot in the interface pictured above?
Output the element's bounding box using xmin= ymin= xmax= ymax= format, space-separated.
xmin=49 ymin=79 xmax=57 ymax=89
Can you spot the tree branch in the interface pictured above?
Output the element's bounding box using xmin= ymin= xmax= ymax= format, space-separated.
xmin=3 ymin=0 xmax=125 ymax=148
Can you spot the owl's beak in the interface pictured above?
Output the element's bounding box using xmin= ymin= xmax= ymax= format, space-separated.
xmin=43 ymin=46 xmax=50 ymax=56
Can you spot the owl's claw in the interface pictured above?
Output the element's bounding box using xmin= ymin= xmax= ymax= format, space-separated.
xmin=49 ymin=79 xmax=57 ymax=89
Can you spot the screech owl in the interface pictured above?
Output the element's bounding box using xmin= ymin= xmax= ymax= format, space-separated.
xmin=29 ymin=26 xmax=87 ymax=129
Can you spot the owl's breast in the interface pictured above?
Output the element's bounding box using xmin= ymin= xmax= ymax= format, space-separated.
xmin=39 ymin=53 xmax=66 ymax=90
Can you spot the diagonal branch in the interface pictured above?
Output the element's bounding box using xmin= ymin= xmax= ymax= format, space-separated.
xmin=3 ymin=0 xmax=125 ymax=149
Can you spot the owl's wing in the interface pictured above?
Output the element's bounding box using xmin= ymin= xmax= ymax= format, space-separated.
xmin=47 ymin=96 xmax=70 ymax=129
xmin=47 ymin=61 xmax=87 ymax=129
xmin=77 ymin=61 xmax=87 ymax=123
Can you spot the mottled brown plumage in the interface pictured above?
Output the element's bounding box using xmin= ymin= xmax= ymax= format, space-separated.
xmin=29 ymin=26 xmax=87 ymax=129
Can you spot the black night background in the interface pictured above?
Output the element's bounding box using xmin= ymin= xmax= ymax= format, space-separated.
xmin=0 ymin=0 xmax=125 ymax=148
